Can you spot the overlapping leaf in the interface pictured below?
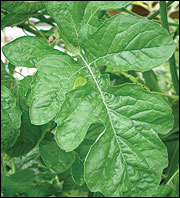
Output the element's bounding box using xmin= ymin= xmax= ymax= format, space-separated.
xmin=80 ymin=14 xmax=176 ymax=71
xmin=1 ymin=86 xmax=22 ymax=152
xmin=30 ymin=54 xmax=87 ymax=125
xmin=39 ymin=133 xmax=75 ymax=173
xmin=1 ymin=1 xmax=45 ymax=14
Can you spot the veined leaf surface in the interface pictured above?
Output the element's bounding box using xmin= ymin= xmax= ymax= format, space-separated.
xmin=1 ymin=86 xmax=22 ymax=152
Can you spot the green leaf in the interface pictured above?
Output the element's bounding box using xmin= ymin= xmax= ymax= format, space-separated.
xmin=46 ymin=1 xmax=87 ymax=52
xmin=1 ymin=1 xmax=45 ymax=14
xmin=163 ymin=132 xmax=179 ymax=183
xmin=39 ymin=133 xmax=75 ymax=173
xmin=152 ymin=185 xmax=173 ymax=197
xmin=93 ymin=192 xmax=105 ymax=197
xmin=79 ymin=14 xmax=176 ymax=71
xmin=1 ymin=13 xmax=31 ymax=29
xmin=30 ymin=54 xmax=87 ymax=125
xmin=2 ymin=169 xmax=35 ymax=197
xmin=167 ymin=169 xmax=179 ymax=197
xmin=71 ymin=154 xmax=85 ymax=186
xmin=6 ymin=111 xmax=42 ymax=157
xmin=46 ymin=1 xmax=132 ymax=53
xmin=2 ymin=36 xmax=64 ymax=68
xmin=82 ymin=1 xmax=132 ymax=28
xmin=75 ymin=123 xmax=105 ymax=161
xmin=1 ymin=86 xmax=22 ymax=152
xmin=28 ymin=3 xmax=175 ymax=197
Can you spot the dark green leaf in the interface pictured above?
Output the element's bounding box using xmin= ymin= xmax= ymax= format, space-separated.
xmin=6 ymin=111 xmax=42 ymax=157
xmin=1 ymin=13 xmax=31 ymax=29
xmin=71 ymin=154 xmax=84 ymax=186
xmin=2 ymin=169 xmax=35 ymax=197
xmin=1 ymin=86 xmax=22 ymax=152
xmin=39 ymin=133 xmax=75 ymax=173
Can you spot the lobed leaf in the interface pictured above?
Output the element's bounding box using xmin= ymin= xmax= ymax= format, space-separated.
xmin=79 ymin=14 xmax=176 ymax=71
xmin=2 ymin=36 xmax=64 ymax=67
xmin=30 ymin=54 xmax=87 ymax=125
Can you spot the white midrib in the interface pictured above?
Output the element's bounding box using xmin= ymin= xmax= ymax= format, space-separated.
xmin=79 ymin=53 xmax=119 ymax=144
xmin=79 ymin=53 xmax=132 ymax=189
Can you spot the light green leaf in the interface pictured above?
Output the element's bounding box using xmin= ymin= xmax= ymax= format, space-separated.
xmin=46 ymin=1 xmax=88 ymax=52
xmin=54 ymin=68 xmax=173 ymax=196
xmin=82 ymin=1 xmax=132 ymax=28
xmin=30 ymin=54 xmax=87 ymax=125
xmin=1 ymin=86 xmax=22 ymax=152
xmin=2 ymin=36 xmax=64 ymax=67
xmin=2 ymin=169 xmax=35 ymax=197
xmin=79 ymin=14 xmax=176 ymax=71
xmin=29 ymin=3 xmax=176 ymax=197
xmin=39 ymin=132 xmax=75 ymax=173
xmin=1 ymin=1 xmax=45 ymax=14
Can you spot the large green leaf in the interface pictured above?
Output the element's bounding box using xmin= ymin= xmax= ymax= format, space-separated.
xmin=54 ymin=73 xmax=173 ymax=196
xmin=2 ymin=36 xmax=64 ymax=67
xmin=46 ymin=1 xmax=132 ymax=53
xmin=1 ymin=1 xmax=45 ymax=14
xmin=30 ymin=54 xmax=87 ymax=125
xmin=1 ymin=86 xmax=22 ymax=152
xmin=27 ymin=2 xmax=175 ymax=197
xmin=79 ymin=14 xmax=176 ymax=71
xmin=39 ymin=133 xmax=75 ymax=173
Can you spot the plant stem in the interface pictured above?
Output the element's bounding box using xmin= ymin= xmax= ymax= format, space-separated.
xmin=148 ymin=1 xmax=175 ymax=20
xmin=18 ymin=23 xmax=41 ymax=37
xmin=29 ymin=22 xmax=48 ymax=42
xmin=9 ymin=68 xmax=25 ymax=78
xmin=11 ymin=158 xmax=16 ymax=174
xmin=173 ymin=25 xmax=179 ymax=39
xmin=160 ymin=1 xmax=179 ymax=95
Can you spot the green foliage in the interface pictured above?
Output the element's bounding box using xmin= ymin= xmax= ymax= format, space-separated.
xmin=1 ymin=1 xmax=179 ymax=197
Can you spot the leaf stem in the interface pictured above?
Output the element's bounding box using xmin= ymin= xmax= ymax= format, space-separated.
xmin=9 ymin=68 xmax=25 ymax=78
xmin=160 ymin=1 xmax=179 ymax=95
xmin=11 ymin=158 xmax=16 ymax=174
xmin=148 ymin=1 xmax=175 ymax=20
xmin=29 ymin=22 xmax=48 ymax=42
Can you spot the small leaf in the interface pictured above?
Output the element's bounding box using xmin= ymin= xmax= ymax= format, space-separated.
xmin=39 ymin=133 xmax=75 ymax=173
